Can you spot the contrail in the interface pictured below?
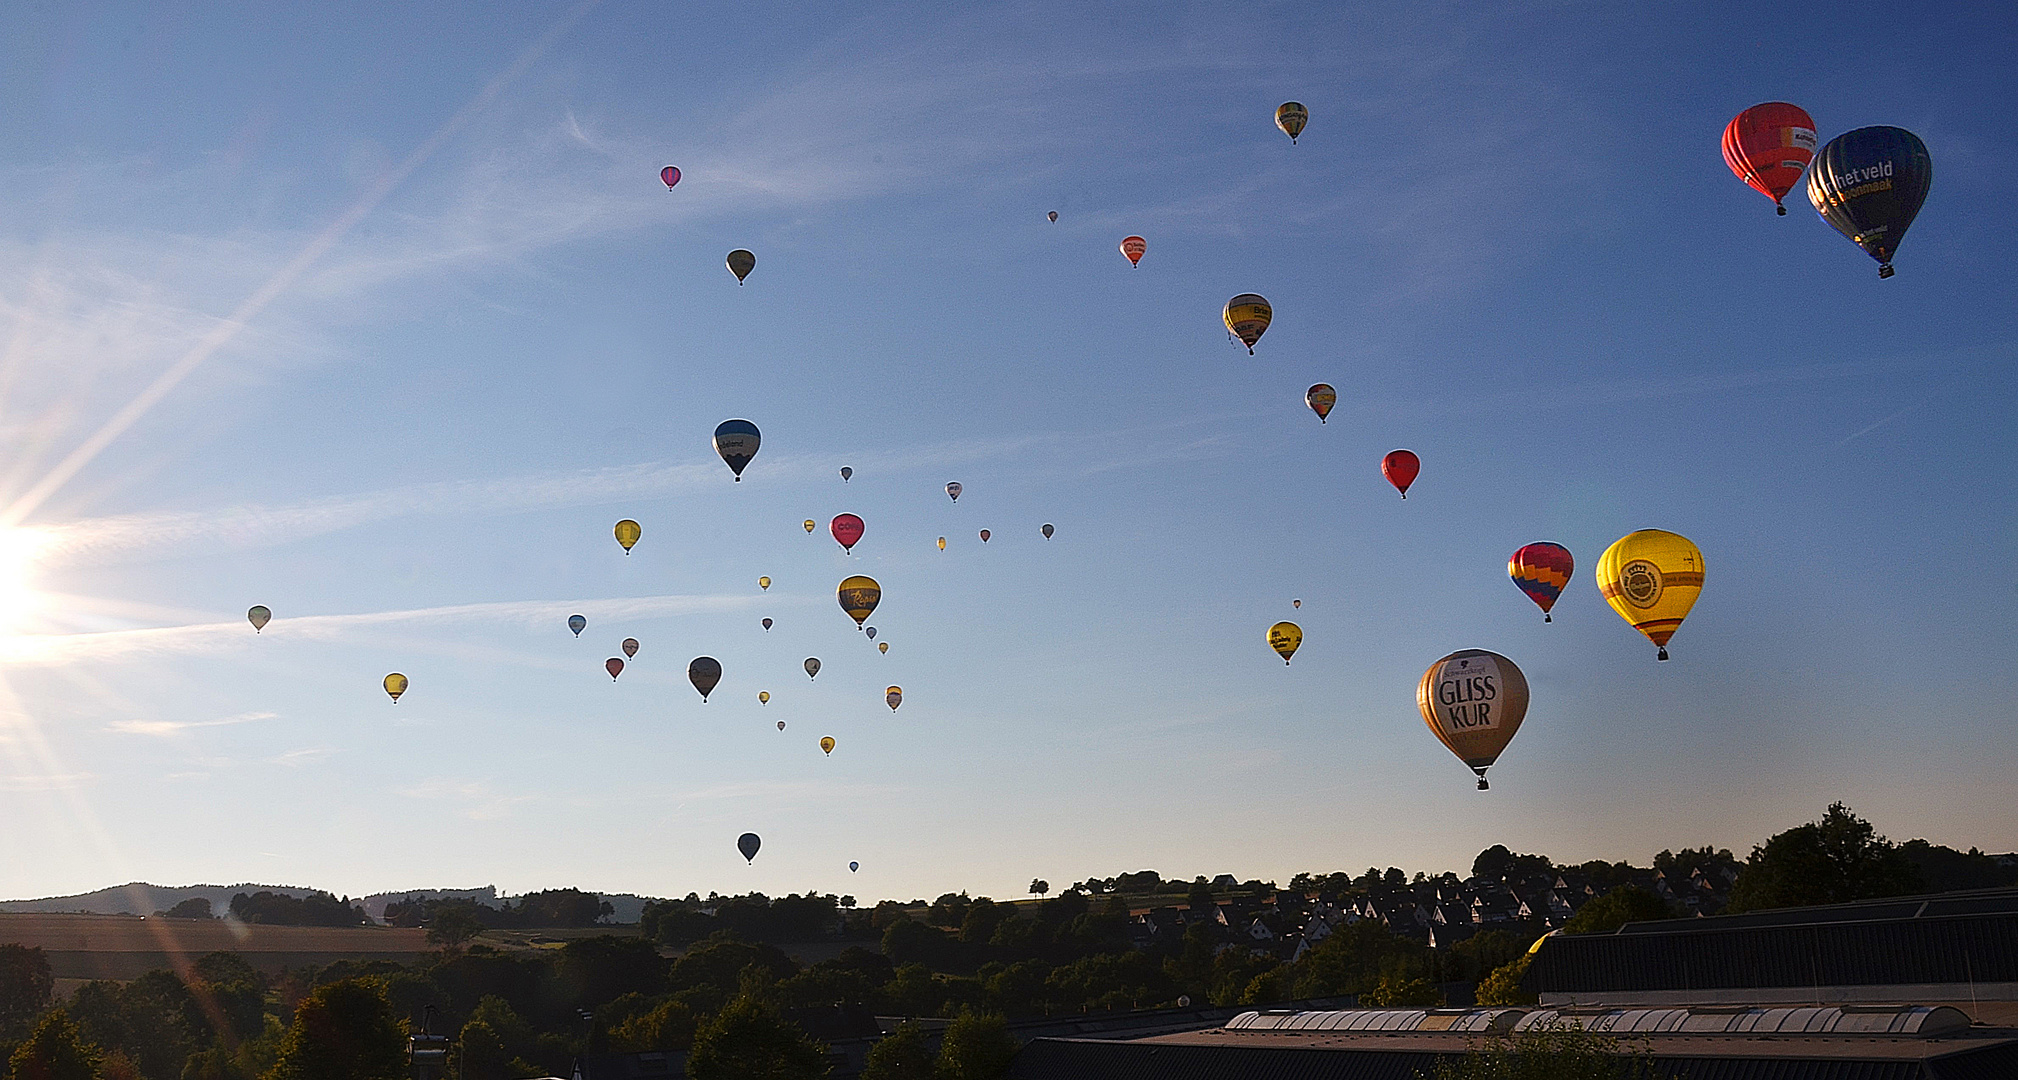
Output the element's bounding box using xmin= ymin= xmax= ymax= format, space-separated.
xmin=0 ymin=0 xmax=602 ymax=529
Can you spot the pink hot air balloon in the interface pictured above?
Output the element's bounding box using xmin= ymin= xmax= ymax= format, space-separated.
xmin=660 ymin=166 xmax=681 ymax=189
xmin=1120 ymin=236 xmax=1145 ymax=267
xmin=831 ymin=513 xmax=865 ymax=552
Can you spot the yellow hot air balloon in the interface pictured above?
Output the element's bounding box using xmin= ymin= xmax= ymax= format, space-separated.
xmin=1223 ymin=294 xmax=1271 ymax=353
xmin=1267 ymin=621 xmax=1302 ymax=665
xmin=384 ymin=673 xmax=408 ymax=702
xmin=1275 ymin=102 xmax=1308 ymax=143
xmin=838 ymin=575 xmax=880 ymax=628
xmin=820 ymin=736 xmax=836 ymax=755
xmin=886 ymin=686 xmax=902 ymax=710
xmin=937 ymin=536 xmax=946 ymax=551
xmin=727 ymin=248 xmax=755 ymax=283
xmin=758 ymin=576 xmax=771 ymax=591
xmin=1596 ymin=530 xmax=1704 ymax=661
xmin=804 ymin=519 xmax=816 ymax=533
xmin=1417 ymin=649 xmax=1530 ymax=789
xmin=615 ymin=519 xmax=641 ymax=553
xmin=759 ymin=691 xmax=770 ymax=705
xmin=878 ymin=641 xmax=889 ymax=654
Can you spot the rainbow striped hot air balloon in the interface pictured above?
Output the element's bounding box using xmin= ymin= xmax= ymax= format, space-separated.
xmin=1508 ymin=543 xmax=1574 ymax=622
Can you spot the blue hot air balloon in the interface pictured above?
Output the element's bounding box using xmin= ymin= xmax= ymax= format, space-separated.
xmin=568 ymin=614 xmax=586 ymax=637
xmin=1808 ymin=126 xmax=1931 ymax=279
xmin=738 ymin=833 xmax=761 ymax=863
xmin=713 ymin=419 xmax=761 ymax=481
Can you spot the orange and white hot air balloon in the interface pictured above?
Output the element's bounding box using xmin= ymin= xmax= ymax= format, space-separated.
xmin=1120 ymin=236 xmax=1145 ymax=267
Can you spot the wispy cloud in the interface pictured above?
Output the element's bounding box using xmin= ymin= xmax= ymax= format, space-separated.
xmin=107 ymin=711 xmax=276 ymax=738
xmin=0 ymin=771 xmax=94 ymax=791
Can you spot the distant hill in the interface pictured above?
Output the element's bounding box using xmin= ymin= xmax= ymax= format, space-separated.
xmin=1 ymin=883 xmax=657 ymax=924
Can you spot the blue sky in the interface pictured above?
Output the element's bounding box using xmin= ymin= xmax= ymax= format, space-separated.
xmin=0 ymin=0 xmax=2013 ymax=906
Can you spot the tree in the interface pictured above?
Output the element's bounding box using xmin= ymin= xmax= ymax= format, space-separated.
xmin=424 ymin=907 xmax=484 ymax=949
xmin=160 ymin=899 xmax=215 ymax=920
xmin=1560 ymin=887 xmax=1673 ymax=935
xmin=1429 ymin=1020 xmax=1655 ymax=1080
xmin=0 ymin=946 xmax=53 ymax=1040
xmin=555 ymin=936 xmax=668 ymax=1009
xmin=266 ymin=979 xmax=406 ymax=1080
xmin=860 ymin=1022 xmax=934 ymax=1080
xmin=1026 ymin=880 xmax=1048 ymax=898
xmin=1727 ymin=802 xmax=1924 ymax=913
xmin=934 ymin=1011 xmax=1016 ymax=1080
xmin=607 ymin=1000 xmax=694 ymax=1052
xmin=1475 ymin=955 xmax=1537 ymax=1007
xmin=5 ymin=1009 xmax=98 ymax=1080
xmin=684 ymin=998 xmax=827 ymax=1080
xmin=1899 ymin=840 xmax=2018 ymax=892
xmin=1359 ymin=974 xmax=1442 ymax=1007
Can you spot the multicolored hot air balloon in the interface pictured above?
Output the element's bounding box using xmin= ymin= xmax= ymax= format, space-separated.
xmin=1382 ymin=450 xmax=1420 ymax=498
xmin=1722 ymin=103 xmax=1816 ymax=214
xmin=689 ymin=656 xmax=722 ymax=700
xmin=1596 ymin=530 xmax=1703 ymax=661
xmin=1047 ymin=211 xmax=1058 ymax=222
xmin=615 ymin=519 xmax=641 ymax=552
xmin=1306 ymin=384 xmax=1336 ymax=423
xmin=384 ymin=673 xmax=408 ymax=702
xmin=1268 ymin=621 xmax=1302 ymax=665
xmin=841 ymin=467 xmax=853 ymax=482
xmin=946 ymin=482 xmax=962 ymax=502
xmin=838 ymin=576 xmax=880 ymax=627
xmin=1042 ymin=523 xmax=1054 ymax=539
xmin=1417 ymin=649 xmax=1530 ymax=789
xmin=1120 ymin=236 xmax=1145 ymax=267
xmin=660 ymin=166 xmax=682 ymax=189
xmin=1292 ymin=599 xmax=1301 ymax=609
xmin=622 ymin=637 xmax=639 ymax=658
xmin=1224 ymin=294 xmax=1271 ymax=354
xmin=820 ymin=736 xmax=836 ymax=755
xmin=738 ymin=832 xmax=761 ymax=862
xmin=726 ymin=249 xmax=755 ymax=283
xmin=606 ymin=658 xmax=625 ymax=680
xmin=886 ymin=686 xmax=903 ymax=711
xmin=247 ymin=606 xmax=271 ymax=632
xmin=831 ymin=514 xmax=865 ymax=552
xmin=568 ymin=614 xmax=586 ymax=637
xmin=758 ymin=576 xmax=771 ymax=591
xmin=805 ymin=657 xmax=821 ymax=679
xmin=1508 ymin=543 xmax=1575 ymax=622
xmin=1276 ymin=102 xmax=1308 ymax=143
xmin=713 ymin=420 xmax=760 ymax=481
xmin=1808 ymin=126 xmax=1932 ymax=278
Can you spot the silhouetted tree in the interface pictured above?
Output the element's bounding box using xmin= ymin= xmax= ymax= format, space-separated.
xmin=1727 ymin=803 xmax=1924 ymax=913
xmin=860 ymin=1021 xmax=933 ymax=1080
xmin=1561 ymin=887 xmax=1674 ymax=935
xmin=5 ymin=1009 xmax=98 ymax=1080
xmin=266 ymin=979 xmax=404 ymax=1080
xmin=684 ymin=998 xmax=826 ymax=1080
xmin=934 ymin=1011 xmax=1016 ymax=1080
xmin=0 ymin=946 xmax=53 ymax=1040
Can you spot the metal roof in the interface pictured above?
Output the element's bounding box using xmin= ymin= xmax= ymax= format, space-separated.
xmin=1515 ymin=1004 xmax=1972 ymax=1036
xmin=1228 ymin=1009 xmax=1525 ymax=1034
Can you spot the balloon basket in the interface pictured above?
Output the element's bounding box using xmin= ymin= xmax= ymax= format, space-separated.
xmin=1657 ymin=647 xmax=1670 ymax=661
xmin=1776 ymin=205 xmax=1787 ymax=216
xmin=1878 ymin=264 xmax=1895 ymax=279
xmin=1543 ymin=613 xmax=1551 ymax=623
xmin=1476 ymin=777 xmax=1489 ymax=790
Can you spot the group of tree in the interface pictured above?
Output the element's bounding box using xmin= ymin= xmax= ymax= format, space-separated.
xmin=216 ymin=893 xmax=369 ymax=928
xmin=383 ymin=888 xmax=615 ymax=935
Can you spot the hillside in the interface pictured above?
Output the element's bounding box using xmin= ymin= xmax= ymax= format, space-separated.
xmin=0 ymin=882 xmax=658 ymax=923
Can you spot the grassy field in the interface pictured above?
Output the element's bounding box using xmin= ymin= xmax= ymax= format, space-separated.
xmin=0 ymin=913 xmax=430 ymax=986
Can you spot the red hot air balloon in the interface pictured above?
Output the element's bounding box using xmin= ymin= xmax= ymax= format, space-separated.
xmin=1508 ymin=542 xmax=1575 ymax=622
xmin=606 ymin=658 xmax=625 ymax=680
xmin=1120 ymin=236 xmax=1145 ymax=267
xmin=1722 ymin=103 xmax=1816 ymax=215
xmin=660 ymin=166 xmax=682 ymax=189
xmin=1382 ymin=450 xmax=1420 ymax=499
xmin=831 ymin=513 xmax=865 ymax=552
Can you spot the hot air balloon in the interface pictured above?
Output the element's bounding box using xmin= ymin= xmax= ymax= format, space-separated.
xmin=1596 ymin=530 xmax=1703 ymax=661
xmin=937 ymin=537 xmax=947 ymax=551
xmin=849 ymin=861 xmax=859 ymax=872
xmin=713 ymin=420 xmax=760 ymax=481
xmin=247 ymin=605 xmax=271 ymax=632
xmin=1306 ymin=384 xmax=1336 ymax=423
xmin=738 ymin=832 xmax=761 ymax=862
xmin=777 ymin=720 xmax=786 ymax=730
xmin=1292 ymin=599 xmax=1301 ymax=609
xmin=606 ymin=658 xmax=625 ymax=680
xmin=1509 ymin=543 xmax=1575 ymax=622
xmin=886 ymin=686 xmax=903 ymax=711
xmin=759 ymin=576 xmax=771 ymax=591
xmin=689 ymin=656 xmax=722 ymax=700
xmin=820 ymin=736 xmax=836 ymax=755
xmin=759 ymin=691 xmax=770 ymax=705
xmin=660 ymin=166 xmax=682 ymax=189
xmin=1808 ymin=126 xmax=1932 ymax=277
xmin=831 ymin=514 xmax=865 ymax=552
xmin=615 ymin=519 xmax=641 ymax=552
xmin=384 ymin=673 xmax=407 ymax=702
xmin=1722 ymin=103 xmax=1816 ymax=214
xmin=1042 ymin=524 xmax=1054 ymax=539
xmin=1382 ymin=450 xmax=1420 ymax=498
xmin=946 ymin=482 xmax=962 ymax=502
xmin=805 ymin=657 xmax=821 ymax=679
xmin=1276 ymin=102 xmax=1308 ymax=143
xmin=1120 ymin=236 xmax=1145 ymax=267
xmin=841 ymin=467 xmax=853 ymax=482
xmin=726 ymin=249 xmax=755 ymax=284
xmin=878 ymin=641 xmax=889 ymax=654
xmin=864 ymin=626 xmax=877 ymax=641
xmin=804 ymin=519 xmax=817 ymax=533
xmin=1223 ymin=294 xmax=1271 ymax=353
xmin=1417 ymin=649 xmax=1530 ymax=789
xmin=979 ymin=529 xmax=991 ymax=542
xmin=1268 ymin=622 xmax=1302 ymax=665
xmin=838 ymin=576 xmax=880 ymax=627
xmin=762 ymin=618 xmax=773 ymax=631
xmin=1047 ymin=211 xmax=1058 ymax=222
xmin=568 ymin=614 xmax=586 ymax=637
xmin=622 ymin=637 xmax=640 ymax=658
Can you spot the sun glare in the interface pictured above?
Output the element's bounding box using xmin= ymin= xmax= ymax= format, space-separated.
xmin=0 ymin=528 xmax=50 ymax=634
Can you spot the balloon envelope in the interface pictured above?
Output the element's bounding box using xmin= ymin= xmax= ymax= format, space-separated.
xmin=1509 ymin=543 xmax=1575 ymax=621
xmin=820 ymin=736 xmax=835 ymax=755
xmin=938 ymin=537 xmax=947 ymax=550
xmin=660 ymin=165 xmax=681 ymax=189
xmin=622 ymin=637 xmax=639 ymax=658
xmin=841 ymin=467 xmax=852 ymax=481
xmin=689 ymin=656 xmax=722 ymax=699
xmin=805 ymin=520 xmax=817 ymax=532
xmin=831 ymin=514 xmax=865 ymax=551
xmin=606 ymin=658 xmax=625 ymax=680
xmin=979 ymin=529 xmax=990 ymax=542
xmin=713 ymin=420 xmax=760 ymax=480
xmin=615 ymin=519 xmax=641 ymax=551
xmin=384 ymin=673 xmax=407 ymax=702
xmin=879 ymin=641 xmax=889 ymax=654
xmin=837 ymin=576 xmax=880 ymax=626
xmin=805 ymin=657 xmax=821 ymax=679
xmin=1306 ymin=384 xmax=1336 ymax=423
xmin=1223 ymin=294 xmax=1271 ymax=353
xmin=759 ymin=691 xmax=770 ymax=704
xmin=726 ymin=249 xmax=756 ymax=282
xmin=568 ymin=614 xmax=586 ymax=636
xmin=886 ymin=685 xmax=903 ymax=711
xmin=1808 ymin=126 xmax=1931 ymax=277
xmin=1047 ymin=211 xmax=1058 ymax=222
xmin=1120 ymin=236 xmax=1145 ymax=266
xmin=1276 ymin=101 xmax=1308 ymax=142
xmin=946 ymin=482 xmax=962 ymax=502
xmin=1382 ymin=450 xmax=1420 ymax=498
xmin=777 ymin=720 xmax=786 ymax=730
xmin=759 ymin=576 xmax=771 ymax=591
xmin=1596 ymin=530 xmax=1703 ymax=660
xmin=1292 ymin=599 xmax=1301 ymax=609
xmin=1268 ymin=622 xmax=1302 ymax=665
xmin=865 ymin=626 xmax=876 ymax=640
xmin=762 ymin=618 xmax=773 ymax=631
xmin=738 ymin=832 xmax=761 ymax=862
xmin=850 ymin=861 xmax=859 ymax=872
xmin=247 ymin=605 xmax=271 ymax=632
xmin=1417 ymin=649 xmax=1530 ymax=789
xmin=1722 ymin=103 xmax=1815 ymax=212
xmin=1042 ymin=524 xmax=1054 ymax=539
